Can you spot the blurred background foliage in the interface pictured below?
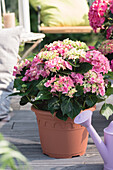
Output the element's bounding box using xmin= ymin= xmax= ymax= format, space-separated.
xmin=0 ymin=133 xmax=29 ymax=170
xmin=5 ymin=0 xmax=99 ymax=56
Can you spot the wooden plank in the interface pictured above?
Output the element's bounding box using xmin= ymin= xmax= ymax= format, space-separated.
xmin=40 ymin=26 xmax=94 ymax=33
xmin=30 ymin=164 xmax=103 ymax=170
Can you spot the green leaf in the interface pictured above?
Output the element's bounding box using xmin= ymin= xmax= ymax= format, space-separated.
xmin=60 ymin=70 xmax=72 ymax=76
xmin=48 ymin=97 xmax=60 ymax=114
xmin=25 ymin=80 xmax=40 ymax=96
xmin=14 ymin=79 xmax=23 ymax=90
xmin=56 ymin=110 xmax=68 ymax=121
xmin=106 ymin=71 xmax=113 ymax=79
xmin=20 ymin=96 xmax=29 ymax=105
xmin=37 ymin=78 xmax=48 ymax=90
xmin=71 ymin=100 xmax=81 ymax=118
xmin=100 ymin=103 xmax=113 ymax=120
xmin=106 ymin=87 xmax=113 ymax=96
xmin=76 ymin=62 xmax=92 ymax=73
xmin=61 ymin=98 xmax=72 ymax=116
xmin=97 ymin=95 xmax=106 ymax=103
xmin=36 ymin=91 xmax=51 ymax=101
xmin=74 ymin=85 xmax=84 ymax=96
xmin=9 ymin=92 xmax=25 ymax=97
xmin=85 ymin=94 xmax=98 ymax=107
xmin=22 ymin=84 xmax=27 ymax=88
xmin=95 ymin=41 xmax=101 ymax=50
xmin=61 ymin=97 xmax=81 ymax=119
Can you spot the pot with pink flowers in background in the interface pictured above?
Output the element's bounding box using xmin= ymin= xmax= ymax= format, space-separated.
xmin=12 ymin=39 xmax=113 ymax=158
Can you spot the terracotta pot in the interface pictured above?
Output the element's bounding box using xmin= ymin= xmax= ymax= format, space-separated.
xmin=31 ymin=105 xmax=96 ymax=158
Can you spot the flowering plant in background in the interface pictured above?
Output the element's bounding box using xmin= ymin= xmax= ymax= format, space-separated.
xmin=97 ymin=39 xmax=113 ymax=70
xmin=12 ymin=39 xmax=113 ymax=121
xmin=98 ymin=39 xmax=113 ymax=56
xmin=88 ymin=0 xmax=113 ymax=39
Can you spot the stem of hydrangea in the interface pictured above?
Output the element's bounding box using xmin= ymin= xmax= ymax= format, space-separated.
xmin=83 ymin=101 xmax=86 ymax=109
xmin=26 ymin=96 xmax=39 ymax=109
xmin=60 ymin=71 xmax=70 ymax=75
xmin=66 ymin=59 xmax=76 ymax=68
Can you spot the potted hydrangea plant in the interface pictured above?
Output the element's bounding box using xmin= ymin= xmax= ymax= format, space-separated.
xmin=12 ymin=39 xmax=113 ymax=158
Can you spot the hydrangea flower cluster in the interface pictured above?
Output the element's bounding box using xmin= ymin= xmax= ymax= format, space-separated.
xmin=88 ymin=0 xmax=113 ymax=39
xmin=71 ymin=71 xmax=105 ymax=96
xmin=44 ymin=75 xmax=77 ymax=98
xmin=44 ymin=56 xmax=72 ymax=72
xmin=13 ymin=59 xmax=31 ymax=77
xmin=97 ymin=39 xmax=113 ymax=70
xmin=13 ymin=39 xmax=113 ymax=120
xmin=14 ymin=39 xmax=110 ymax=98
xmin=80 ymin=50 xmax=110 ymax=74
xmin=98 ymin=39 xmax=113 ymax=55
xmin=83 ymin=71 xmax=105 ymax=96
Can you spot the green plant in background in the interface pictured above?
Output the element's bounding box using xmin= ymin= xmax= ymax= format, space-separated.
xmin=0 ymin=134 xmax=30 ymax=170
xmin=19 ymin=42 xmax=25 ymax=57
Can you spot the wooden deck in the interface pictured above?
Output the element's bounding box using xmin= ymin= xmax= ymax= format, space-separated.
xmin=0 ymin=95 xmax=113 ymax=170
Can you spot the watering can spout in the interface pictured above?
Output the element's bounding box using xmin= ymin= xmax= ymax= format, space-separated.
xmin=74 ymin=110 xmax=108 ymax=164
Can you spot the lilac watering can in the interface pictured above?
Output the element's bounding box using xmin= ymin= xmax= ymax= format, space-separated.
xmin=74 ymin=110 xmax=113 ymax=170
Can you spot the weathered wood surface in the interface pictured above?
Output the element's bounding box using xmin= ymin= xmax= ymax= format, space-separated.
xmin=0 ymin=95 xmax=113 ymax=170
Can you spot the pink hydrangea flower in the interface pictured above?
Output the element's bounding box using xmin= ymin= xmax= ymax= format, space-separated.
xmin=106 ymin=26 xmax=113 ymax=39
xmin=88 ymin=0 xmax=108 ymax=32
xmin=13 ymin=66 xmax=20 ymax=76
xmin=22 ymin=55 xmax=50 ymax=81
xmin=44 ymin=75 xmax=56 ymax=87
xmin=13 ymin=59 xmax=31 ymax=77
xmin=44 ymin=75 xmax=76 ymax=98
xmin=83 ymin=70 xmax=105 ymax=96
xmin=110 ymin=59 xmax=113 ymax=71
xmin=45 ymin=56 xmax=72 ymax=72
xmin=88 ymin=0 xmax=113 ymax=38
xmin=71 ymin=73 xmax=84 ymax=85
xmin=110 ymin=0 xmax=113 ymax=13
xmin=44 ymin=40 xmax=73 ymax=57
xmin=98 ymin=39 xmax=113 ymax=55
xmin=80 ymin=50 xmax=110 ymax=74
xmin=88 ymin=46 xmax=95 ymax=50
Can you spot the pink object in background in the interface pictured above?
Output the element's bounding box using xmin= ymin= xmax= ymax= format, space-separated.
xmin=74 ymin=110 xmax=113 ymax=170
xmin=88 ymin=46 xmax=95 ymax=50
xmin=3 ymin=12 xmax=15 ymax=28
xmin=110 ymin=60 xmax=113 ymax=72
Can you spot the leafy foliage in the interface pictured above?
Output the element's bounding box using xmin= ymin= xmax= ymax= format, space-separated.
xmin=100 ymin=103 xmax=113 ymax=120
xmin=76 ymin=62 xmax=92 ymax=73
xmin=0 ymin=134 xmax=29 ymax=170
